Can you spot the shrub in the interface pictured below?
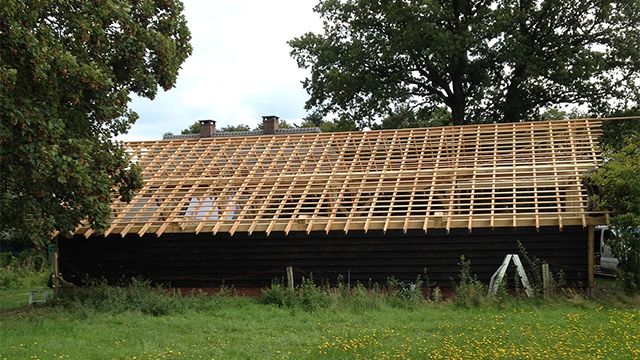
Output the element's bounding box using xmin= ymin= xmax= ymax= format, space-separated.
xmin=0 ymin=252 xmax=50 ymax=289
xmin=260 ymin=278 xmax=287 ymax=307
xmin=53 ymin=278 xmax=185 ymax=316
xmin=260 ymin=276 xmax=332 ymax=311
xmin=586 ymin=135 xmax=640 ymax=294
xmin=259 ymin=272 xmax=431 ymax=311
xmin=298 ymin=276 xmax=331 ymax=311
xmin=386 ymin=274 xmax=428 ymax=309
xmin=453 ymin=255 xmax=487 ymax=308
xmin=517 ymin=240 xmax=543 ymax=295
xmin=347 ymin=282 xmax=384 ymax=311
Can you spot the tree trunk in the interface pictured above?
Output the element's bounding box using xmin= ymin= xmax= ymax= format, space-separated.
xmin=501 ymin=66 xmax=527 ymax=123
xmin=450 ymin=81 xmax=466 ymax=126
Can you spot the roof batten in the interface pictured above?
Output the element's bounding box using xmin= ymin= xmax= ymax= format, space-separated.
xmin=76 ymin=119 xmax=608 ymax=237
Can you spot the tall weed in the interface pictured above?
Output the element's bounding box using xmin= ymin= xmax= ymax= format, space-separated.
xmin=0 ymin=252 xmax=50 ymax=289
xmin=260 ymin=276 xmax=333 ymax=311
xmin=386 ymin=274 xmax=427 ymax=308
xmin=50 ymin=278 xmax=244 ymax=316
xmin=260 ymin=272 xmax=431 ymax=311
xmin=453 ymin=255 xmax=487 ymax=308
xmin=518 ymin=240 xmax=543 ymax=295
xmin=260 ymin=278 xmax=287 ymax=306
xmin=53 ymin=278 xmax=182 ymax=316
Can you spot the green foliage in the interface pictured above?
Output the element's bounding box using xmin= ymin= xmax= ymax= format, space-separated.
xmin=587 ymin=131 xmax=640 ymax=294
xmin=453 ymin=255 xmax=487 ymax=308
xmin=347 ymin=282 xmax=385 ymax=311
xmin=52 ymin=278 xmax=240 ymax=316
xmin=318 ymin=118 xmax=359 ymax=132
xmin=372 ymin=106 xmax=452 ymax=130
xmin=253 ymin=119 xmax=296 ymax=131
xmin=298 ymin=277 xmax=332 ymax=311
xmin=517 ymin=240 xmax=543 ymax=295
xmin=515 ymin=242 xmax=566 ymax=298
xmin=2 ymin=300 xmax=640 ymax=359
xmin=177 ymin=122 xmax=256 ymax=134
xmin=53 ymin=278 xmax=179 ymax=316
xmin=300 ymin=112 xmax=359 ymax=132
xmin=0 ymin=286 xmax=50 ymax=310
xmin=216 ymin=280 xmax=236 ymax=297
xmin=220 ymin=124 xmax=252 ymax=132
xmin=290 ymin=0 xmax=640 ymax=127
xmin=386 ymin=271 xmax=432 ymax=308
xmin=260 ymin=273 xmax=429 ymax=311
xmin=0 ymin=252 xmax=50 ymax=289
xmin=0 ymin=0 xmax=192 ymax=245
xmin=301 ymin=111 xmax=325 ymax=128
xmin=540 ymin=108 xmax=589 ymax=122
xmin=259 ymin=278 xmax=288 ymax=306
xmin=599 ymin=115 xmax=640 ymax=151
xmin=181 ymin=121 xmax=201 ymax=134
xmin=260 ymin=277 xmax=332 ymax=311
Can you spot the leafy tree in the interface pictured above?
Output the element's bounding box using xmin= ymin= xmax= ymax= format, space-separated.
xmin=300 ymin=111 xmax=358 ymax=132
xmin=177 ymin=120 xmax=298 ymax=135
xmin=181 ymin=122 xmax=200 ymax=134
xmin=0 ymin=0 xmax=192 ymax=245
xmin=371 ymin=106 xmax=452 ymax=130
xmin=301 ymin=111 xmax=325 ymax=128
xmin=539 ymin=108 xmax=588 ymax=122
xmin=589 ymin=138 xmax=640 ymax=294
xmin=318 ymin=118 xmax=359 ymax=132
xmin=183 ymin=120 xmax=260 ymax=134
xmin=290 ymin=0 xmax=640 ymax=128
xmin=252 ymin=119 xmax=296 ymax=131
xmin=276 ymin=119 xmax=296 ymax=130
xmin=599 ymin=110 xmax=640 ymax=151
xmin=587 ymin=118 xmax=640 ymax=293
xmin=221 ymin=124 xmax=252 ymax=132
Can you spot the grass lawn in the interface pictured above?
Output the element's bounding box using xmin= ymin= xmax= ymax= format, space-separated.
xmin=0 ymin=287 xmax=51 ymax=310
xmin=1 ymin=291 xmax=639 ymax=360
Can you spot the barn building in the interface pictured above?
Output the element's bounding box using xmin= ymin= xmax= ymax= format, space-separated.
xmin=59 ymin=117 xmax=606 ymax=289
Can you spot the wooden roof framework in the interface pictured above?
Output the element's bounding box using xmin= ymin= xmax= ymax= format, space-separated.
xmin=76 ymin=119 xmax=607 ymax=238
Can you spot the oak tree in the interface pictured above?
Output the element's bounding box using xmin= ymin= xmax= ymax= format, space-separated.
xmin=290 ymin=0 xmax=640 ymax=128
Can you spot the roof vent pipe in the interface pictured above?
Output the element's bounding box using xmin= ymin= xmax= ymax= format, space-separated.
xmin=262 ymin=115 xmax=279 ymax=134
xmin=199 ymin=119 xmax=216 ymax=138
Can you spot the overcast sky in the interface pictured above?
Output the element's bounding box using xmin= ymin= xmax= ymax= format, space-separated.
xmin=118 ymin=0 xmax=323 ymax=141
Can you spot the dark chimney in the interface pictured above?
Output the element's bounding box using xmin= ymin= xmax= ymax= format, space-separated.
xmin=199 ymin=119 xmax=216 ymax=138
xmin=262 ymin=115 xmax=279 ymax=134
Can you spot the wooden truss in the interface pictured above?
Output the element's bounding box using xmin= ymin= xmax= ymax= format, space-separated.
xmin=76 ymin=119 xmax=607 ymax=238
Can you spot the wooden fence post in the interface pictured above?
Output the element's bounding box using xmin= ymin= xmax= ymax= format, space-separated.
xmin=542 ymin=262 xmax=550 ymax=299
xmin=51 ymin=250 xmax=60 ymax=295
xmin=287 ymin=266 xmax=294 ymax=291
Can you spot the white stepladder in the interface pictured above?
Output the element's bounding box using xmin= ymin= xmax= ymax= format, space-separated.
xmin=488 ymin=254 xmax=533 ymax=297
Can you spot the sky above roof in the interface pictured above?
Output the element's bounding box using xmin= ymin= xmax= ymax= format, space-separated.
xmin=118 ymin=0 xmax=322 ymax=142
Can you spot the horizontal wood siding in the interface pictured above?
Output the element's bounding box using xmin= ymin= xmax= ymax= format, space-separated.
xmin=59 ymin=226 xmax=588 ymax=288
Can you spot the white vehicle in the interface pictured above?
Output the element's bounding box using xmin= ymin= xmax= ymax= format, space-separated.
xmin=595 ymin=225 xmax=620 ymax=275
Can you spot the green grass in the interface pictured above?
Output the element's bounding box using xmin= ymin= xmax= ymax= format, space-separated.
xmin=0 ymin=287 xmax=50 ymax=310
xmin=1 ymin=276 xmax=638 ymax=360
xmin=1 ymin=293 xmax=639 ymax=360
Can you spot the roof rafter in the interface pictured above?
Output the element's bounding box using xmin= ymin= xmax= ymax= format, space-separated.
xmin=76 ymin=119 xmax=608 ymax=238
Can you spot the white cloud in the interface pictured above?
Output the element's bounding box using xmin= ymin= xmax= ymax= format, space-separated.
xmin=118 ymin=0 xmax=322 ymax=142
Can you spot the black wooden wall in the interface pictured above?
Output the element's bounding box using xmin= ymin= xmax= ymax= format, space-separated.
xmin=58 ymin=226 xmax=589 ymax=288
